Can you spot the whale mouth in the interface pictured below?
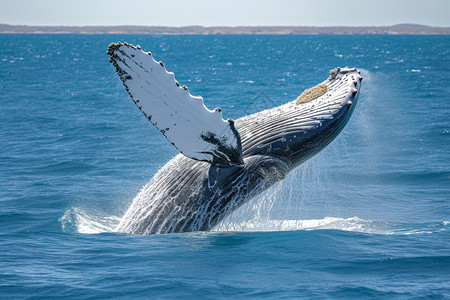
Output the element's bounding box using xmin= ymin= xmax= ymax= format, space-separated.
xmin=288 ymin=67 xmax=362 ymax=165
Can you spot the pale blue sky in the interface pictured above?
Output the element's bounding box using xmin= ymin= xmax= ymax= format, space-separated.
xmin=1 ymin=0 xmax=449 ymax=27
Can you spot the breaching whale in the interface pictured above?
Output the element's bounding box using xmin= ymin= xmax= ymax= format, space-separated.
xmin=107 ymin=42 xmax=362 ymax=234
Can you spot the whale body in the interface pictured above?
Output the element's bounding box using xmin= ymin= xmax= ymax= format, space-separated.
xmin=107 ymin=42 xmax=362 ymax=234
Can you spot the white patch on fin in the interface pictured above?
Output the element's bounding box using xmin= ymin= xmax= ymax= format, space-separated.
xmin=107 ymin=42 xmax=243 ymax=167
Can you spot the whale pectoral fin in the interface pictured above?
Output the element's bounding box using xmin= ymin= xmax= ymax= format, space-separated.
xmin=107 ymin=42 xmax=244 ymax=167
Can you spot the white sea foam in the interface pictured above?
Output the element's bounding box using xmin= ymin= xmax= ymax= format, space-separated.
xmin=59 ymin=207 xmax=120 ymax=234
xmin=60 ymin=206 xmax=448 ymax=236
xmin=215 ymin=216 xmax=449 ymax=235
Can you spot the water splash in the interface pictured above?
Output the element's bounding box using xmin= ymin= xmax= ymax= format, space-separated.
xmin=59 ymin=207 xmax=120 ymax=234
xmin=215 ymin=216 xmax=450 ymax=235
xmin=60 ymin=206 xmax=449 ymax=236
xmin=215 ymin=158 xmax=327 ymax=231
xmin=215 ymin=69 xmax=373 ymax=231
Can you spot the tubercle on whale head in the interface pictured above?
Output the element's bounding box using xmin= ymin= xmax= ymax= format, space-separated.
xmin=329 ymin=66 xmax=340 ymax=79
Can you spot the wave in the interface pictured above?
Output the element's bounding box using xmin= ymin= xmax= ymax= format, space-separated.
xmin=60 ymin=207 xmax=448 ymax=236
xmin=214 ymin=216 xmax=450 ymax=235
xmin=59 ymin=207 xmax=120 ymax=234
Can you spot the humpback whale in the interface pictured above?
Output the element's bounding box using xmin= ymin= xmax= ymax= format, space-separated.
xmin=107 ymin=42 xmax=362 ymax=234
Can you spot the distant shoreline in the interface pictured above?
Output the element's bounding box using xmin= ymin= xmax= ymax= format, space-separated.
xmin=1 ymin=24 xmax=449 ymax=35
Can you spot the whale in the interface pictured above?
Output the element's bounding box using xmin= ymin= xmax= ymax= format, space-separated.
xmin=106 ymin=42 xmax=362 ymax=234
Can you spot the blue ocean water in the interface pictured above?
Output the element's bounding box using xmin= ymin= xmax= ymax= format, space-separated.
xmin=0 ymin=34 xmax=449 ymax=299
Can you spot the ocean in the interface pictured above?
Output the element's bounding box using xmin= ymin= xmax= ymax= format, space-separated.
xmin=0 ymin=34 xmax=449 ymax=299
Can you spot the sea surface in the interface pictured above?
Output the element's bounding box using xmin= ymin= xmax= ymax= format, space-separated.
xmin=0 ymin=34 xmax=449 ymax=299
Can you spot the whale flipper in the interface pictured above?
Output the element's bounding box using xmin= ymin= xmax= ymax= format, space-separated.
xmin=107 ymin=42 xmax=243 ymax=167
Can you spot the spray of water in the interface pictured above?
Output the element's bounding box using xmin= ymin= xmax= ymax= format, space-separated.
xmin=214 ymin=69 xmax=378 ymax=232
xmin=59 ymin=207 xmax=120 ymax=234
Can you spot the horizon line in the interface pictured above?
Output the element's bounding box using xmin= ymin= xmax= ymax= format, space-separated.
xmin=1 ymin=23 xmax=448 ymax=28
xmin=1 ymin=23 xmax=449 ymax=35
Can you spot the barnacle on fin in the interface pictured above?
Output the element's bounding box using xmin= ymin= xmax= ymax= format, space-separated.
xmin=296 ymin=83 xmax=328 ymax=104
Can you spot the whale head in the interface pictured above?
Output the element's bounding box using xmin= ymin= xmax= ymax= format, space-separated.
xmin=237 ymin=67 xmax=362 ymax=169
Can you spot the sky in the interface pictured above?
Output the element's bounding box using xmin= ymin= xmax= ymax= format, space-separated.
xmin=1 ymin=0 xmax=449 ymax=27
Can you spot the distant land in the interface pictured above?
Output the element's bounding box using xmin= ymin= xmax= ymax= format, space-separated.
xmin=0 ymin=24 xmax=449 ymax=35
